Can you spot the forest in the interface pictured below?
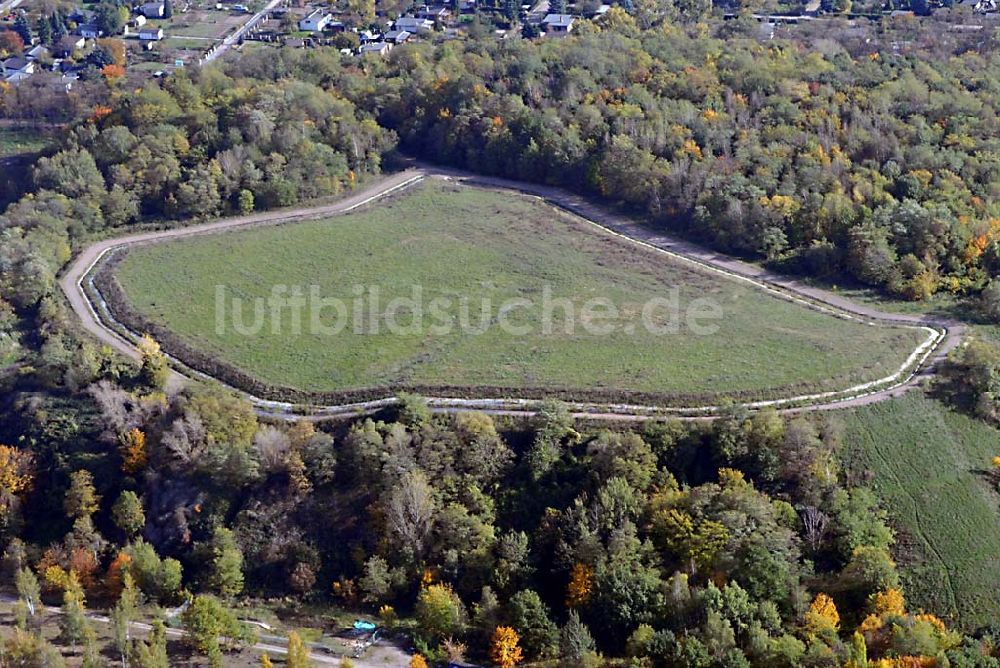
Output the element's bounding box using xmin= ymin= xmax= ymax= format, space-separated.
xmin=2 ymin=348 xmax=998 ymax=666
xmin=347 ymin=22 xmax=1000 ymax=303
xmin=2 ymin=9 xmax=1000 ymax=668
xmin=7 ymin=14 xmax=1000 ymax=321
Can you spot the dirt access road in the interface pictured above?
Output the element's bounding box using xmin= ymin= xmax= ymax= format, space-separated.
xmin=59 ymin=165 xmax=965 ymax=421
xmin=0 ymin=594 xmax=408 ymax=667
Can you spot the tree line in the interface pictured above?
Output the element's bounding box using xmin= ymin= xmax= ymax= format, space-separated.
xmin=1 ymin=344 xmax=999 ymax=665
xmin=1 ymin=10 xmax=1000 ymax=667
xmin=316 ymin=15 xmax=1000 ymax=302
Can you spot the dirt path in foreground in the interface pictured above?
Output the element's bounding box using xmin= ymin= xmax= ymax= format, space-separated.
xmin=59 ymin=165 xmax=964 ymax=421
xmin=0 ymin=594 xmax=408 ymax=667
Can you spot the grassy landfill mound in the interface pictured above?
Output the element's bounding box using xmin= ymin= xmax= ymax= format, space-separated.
xmin=108 ymin=180 xmax=925 ymax=404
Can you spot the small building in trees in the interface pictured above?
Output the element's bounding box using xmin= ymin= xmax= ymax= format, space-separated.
xmin=298 ymin=9 xmax=332 ymax=31
xmin=359 ymin=40 xmax=391 ymax=56
xmin=541 ymin=13 xmax=575 ymax=34
xmin=384 ymin=29 xmax=411 ymax=43
xmin=26 ymin=45 xmax=50 ymax=61
xmin=77 ymin=22 xmax=104 ymax=38
xmin=394 ymin=15 xmax=434 ymax=32
xmin=140 ymin=1 xmax=166 ymax=17
xmin=2 ymin=55 xmax=34 ymax=82
xmin=55 ymin=35 xmax=86 ymax=57
xmin=69 ymin=8 xmax=97 ymax=24
xmin=138 ymin=25 xmax=164 ymax=40
xmin=416 ymin=5 xmax=449 ymax=20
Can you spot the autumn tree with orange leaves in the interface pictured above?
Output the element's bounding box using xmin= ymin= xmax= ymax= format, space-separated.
xmin=490 ymin=626 xmax=523 ymax=668
xmin=105 ymin=551 xmax=132 ymax=598
xmin=565 ymin=562 xmax=594 ymax=608
xmin=96 ymin=38 xmax=126 ymax=65
xmin=118 ymin=428 xmax=148 ymax=475
xmin=102 ymin=64 xmax=126 ymax=82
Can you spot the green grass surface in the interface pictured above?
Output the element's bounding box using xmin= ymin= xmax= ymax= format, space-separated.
xmin=0 ymin=127 xmax=50 ymax=158
xmin=155 ymin=11 xmax=243 ymax=39
xmin=130 ymin=61 xmax=173 ymax=72
xmin=113 ymin=180 xmax=925 ymax=398
xmin=161 ymin=36 xmax=212 ymax=50
xmin=974 ymin=323 xmax=1000 ymax=344
xmin=840 ymin=393 xmax=1000 ymax=630
xmin=827 ymin=284 xmax=967 ymax=319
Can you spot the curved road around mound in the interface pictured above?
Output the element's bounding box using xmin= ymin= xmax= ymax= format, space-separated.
xmin=60 ymin=165 xmax=966 ymax=422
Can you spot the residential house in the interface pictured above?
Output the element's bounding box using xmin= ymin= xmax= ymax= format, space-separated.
xmin=58 ymin=60 xmax=84 ymax=76
xmin=416 ymin=5 xmax=448 ymax=20
xmin=359 ymin=41 xmax=391 ymax=56
xmin=541 ymin=13 xmax=574 ymax=34
xmin=393 ymin=16 xmax=434 ymax=32
xmin=77 ymin=22 xmax=104 ymax=38
xmin=138 ymin=25 xmax=164 ymax=40
xmin=124 ymin=14 xmax=148 ymax=35
xmin=55 ymin=35 xmax=86 ymax=57
xmin=140 ymin=1 xmax=165 ymax=17
xmin=69 ymin=8 xmax=96 ymax=24
xmin=25 ymin=44 xmax=50 ymax=61
xmin=298 ymin=8 xmax=332 ymax=31
xmin=2 ymin=56 xmax=34 ymax=82
xmin=384 ymin=29 xmax=411 ymax=43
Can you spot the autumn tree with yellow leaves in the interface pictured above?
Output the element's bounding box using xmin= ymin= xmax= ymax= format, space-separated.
xmin=64 ymin=470 xmax=100 ymax=520
xmin=651 ymin=507 xmax=730 ymax=574
xmin=490 ymin=626 xmax=524 ymax=668
xmin=137 ymin=334 xmax=169 ymax=389
xmin=872 ymin=588 xmax=906 ymax=617
xmin=859 ymin=588 xmax=960 ymax=665
xmin=565 ymin=562 xmax=594 ymax=608
xmin=0 ymin=445 xmax=33 ymax=496
xmin=805 ymin=593 xmax=840 ymax=638
xmin=285 ymin=631 xmax=312 ymax=668
xmin=118 ymin=428 xmax=148 ymax=475
xmin=0 ymin=445 xmax=33 ymax=520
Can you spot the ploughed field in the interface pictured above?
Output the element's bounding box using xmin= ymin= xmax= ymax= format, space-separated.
xmin=107 ymin=180 xmax=926 ymax=403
